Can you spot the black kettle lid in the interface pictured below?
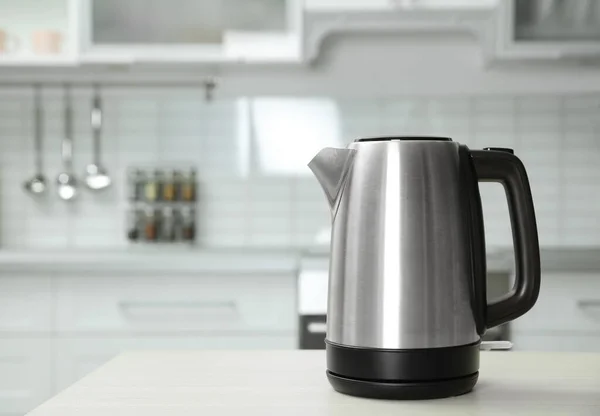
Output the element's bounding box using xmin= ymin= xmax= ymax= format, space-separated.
xmin=355 ymin=136 xmax=452 ymax=142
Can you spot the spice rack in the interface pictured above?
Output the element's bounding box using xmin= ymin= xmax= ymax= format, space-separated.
xmin=126 ymin=166 xmax=197 ymax=244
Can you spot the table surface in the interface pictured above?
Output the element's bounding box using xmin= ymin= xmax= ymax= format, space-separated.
xmin=28 ymin=350 xmax=600 ymax=416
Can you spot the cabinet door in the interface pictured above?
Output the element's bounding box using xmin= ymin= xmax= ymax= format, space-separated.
xmin=512 ymin=333 xmax=600 ymax=353
xmin=0 ymin=276 xmax=53 ymax=333
xmin=55 ymin=274 xmax=296 ymax=334
xmin=496 ymin=0 xmax=600 ymax=60
xmin=92 ymin=0 xmax=288 ymax=43
xmin=511 ymin=272 xmax=600 ymax=333
xmin=55 ymin=336 xmax=295 ymax=393
xmin=82 ymin=0 xmax=302 ymax=62
xmin=0 ymin=339 xmax=53 ymax=416
xmin=513 ymin=0 xmax=600 ymax=43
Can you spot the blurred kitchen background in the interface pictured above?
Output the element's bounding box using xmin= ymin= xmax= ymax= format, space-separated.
xmin=1 ymin=0 xmax=600 ymax=414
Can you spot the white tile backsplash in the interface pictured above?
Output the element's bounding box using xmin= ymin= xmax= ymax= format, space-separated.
xmin=0 ymin=90 xmax=599 ymax=249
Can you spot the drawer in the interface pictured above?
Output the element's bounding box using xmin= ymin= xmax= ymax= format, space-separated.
xmin=55 ymin=274 xmax=296 ymax=334
xmin=55 ymin=335 xmax=296 ymax=392
xmin=512 ymin=333 xmax=600 ymax=353
xmin=0 ymin=338 xmax=53 ymax=415
xmin=0 ymin=277 xmax=53 ymax=333
xmin=511 ymin=272 xmax=600 ymax=333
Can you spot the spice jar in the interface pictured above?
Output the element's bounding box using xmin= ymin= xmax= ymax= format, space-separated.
xmin=180 ymin=168 xmax=196 ymax=202
xmin=127 ymin=208 xmax=140 ymax=241
xmin=155 ymin=169 xmax=165 ymax=201
xmin=144 ymin=208 xmax=158 ymax=242
xmin=128 ymin=169 xmax=142 ymax=201
xmin=162 ymin=170 xmax=176 ymax=202
xmin=173 ymin=170 xmax=183 ymax=202
xmin=160 ymin=207 xmax=176 ymax=242
xmin=181 ymin=207 xmax=196 ymax=242
xmin=144 ymin=170 xmax=159 ymax=202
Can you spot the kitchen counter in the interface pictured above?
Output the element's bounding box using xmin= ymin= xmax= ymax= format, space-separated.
xmin=0 ymin=246 xmax=600 ymax=276
xmin=0 ymin=249 xmax=300 ymax=275
xmin=302 ymin=247 xmax=600 ymax=273
xmin=27 ymin=350 xmax=600 ymax=415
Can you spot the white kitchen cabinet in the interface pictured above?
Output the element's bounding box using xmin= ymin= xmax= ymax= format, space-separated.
xmin=0 ymin=0 xmax=303 ymax=67
xmin=54 ymin=335 xmax=295 ymax=393
xmin=512 ymin=333 xmax=600 ymax=353
xmin=511 ymin=271 xmax=600 ymax=353
xmin=511 ymin=272 xmax=600 ymax=334
xmin=55 ymin=274 xmax=297 ymax=334
xmin=305 ymin=0 xmax=497 ymax=11
xmin=305 ymin=0 xmax=600 ymax=65
xmin=493 ymin=0 xmax=600 ymax=62
xmin=0 ymin=276 xmax=53 ymax=333
xmin=0 ymin=338 xmax=53 ymax=415
xmin=0 ymin=266 xmax=299 ymax=415
xmin=0 ymin=0 xmax=79 ymax=67
xmin=303 ymin=0 xmax=495 ymax=62
xmin=78 ymin=0 xmax=303 ymax=63
xmin=305 ymin=0 xmax=393 ymax=10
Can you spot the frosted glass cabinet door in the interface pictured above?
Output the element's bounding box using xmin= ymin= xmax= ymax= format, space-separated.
xmin=514 ymin=0 xmax=600 ymax=42
xmin=88 ymin=0 xmax=293 ymax=45
xmin=495 ymin=0 xmax=600 ymax=63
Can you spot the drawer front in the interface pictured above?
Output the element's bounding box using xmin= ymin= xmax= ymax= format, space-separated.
xmin=55 ymin=335 xmax=295 ymax=392
xmin=511 ymin=272 xmax=600 ymax=333
xmin=0 ymin=277 xmax=53 ymax=333
xmin=0 ymin=339 xmax=53 ymax=415
xmin=512 ymin=333 xmax=600 ymax=353
xmin=55 ymin=275 xmax=296 ymax=333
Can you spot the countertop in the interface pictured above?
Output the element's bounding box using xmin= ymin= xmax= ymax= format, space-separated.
xmin=0 ymin=247 xmax=599 ymax=276
xmin=301 ymin=247 xmax=600 ymax=273
xmin=28 ymin=350 xmax=600 ymax=415
xmin=0 ymin=249 xmax=301 ymax=275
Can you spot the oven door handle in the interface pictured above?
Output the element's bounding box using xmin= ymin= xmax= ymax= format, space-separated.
xmin=307 ymin=321 xmax=327 ymax=334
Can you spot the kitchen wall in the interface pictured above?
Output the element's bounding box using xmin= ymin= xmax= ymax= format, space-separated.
xmin=0 ymin=87 xmax=598 ymax=250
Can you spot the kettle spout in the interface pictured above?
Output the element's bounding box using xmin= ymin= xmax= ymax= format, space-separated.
xmin=308 ymin=147 xmax=356 ymax=218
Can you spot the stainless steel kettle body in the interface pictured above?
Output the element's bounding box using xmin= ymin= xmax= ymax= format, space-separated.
xmin=308 ymin=137 xmax=541 ymax=400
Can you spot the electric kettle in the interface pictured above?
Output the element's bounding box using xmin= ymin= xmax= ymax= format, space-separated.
xmin=308 ymin=137 xmax=540 ymax=400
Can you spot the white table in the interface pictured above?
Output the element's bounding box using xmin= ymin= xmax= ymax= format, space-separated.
xmin=28 ymin=351 xmax=600 ymax=416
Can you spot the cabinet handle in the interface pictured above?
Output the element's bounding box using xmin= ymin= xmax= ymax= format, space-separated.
xmin=118 ymin=300 xmax=239 ymax=321
xmin=307 ymin=321 xmax=326 ymax=334
xmin=577 ymin=300 xmax=600 ymax=322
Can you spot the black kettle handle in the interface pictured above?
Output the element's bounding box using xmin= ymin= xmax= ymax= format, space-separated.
xmin=471 ymin=148 xmax=541 ymax=329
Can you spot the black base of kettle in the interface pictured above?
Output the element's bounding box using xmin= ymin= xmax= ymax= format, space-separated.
xmin=327 ymin=371 xmax=478 ymax=400
xmin=326 ymin=340 xmax=480 ymax=400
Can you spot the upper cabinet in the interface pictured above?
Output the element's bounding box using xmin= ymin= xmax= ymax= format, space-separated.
xmin=303 ymin=0 xmax=497 ymax=62
xmin=494 ymin=0 xmax=600 ymax=61
xmin=0 ymin=0 xmax=302 ymax=67
xmin=305 ymin=0 xmax=497 ymax=11
xmin=304 ymin=0 xmax=600 ymax=64
xmin=0 ymin=0 xmax=79 ymax=66
xmin=79 ymin=0 xmax=303 ymax=63
xmin=0 ymin=0 xmax=598 ymax=68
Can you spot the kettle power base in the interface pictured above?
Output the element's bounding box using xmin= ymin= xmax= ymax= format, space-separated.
xmin=327 ymin=371 xmax=478 ymax=400
xmin=325 ymin=340 xmax=480 ymax=400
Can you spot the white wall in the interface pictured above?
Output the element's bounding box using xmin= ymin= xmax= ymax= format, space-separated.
xmin=0 ymin=33 xmax=598 ymax=250
xmin=0 ymin=89 xmax=598 ymax=250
